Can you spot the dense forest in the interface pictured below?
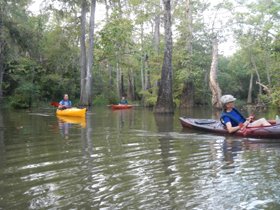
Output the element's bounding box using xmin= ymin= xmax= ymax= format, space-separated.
xmin=0 ymin=0 xmax=279 ymax=112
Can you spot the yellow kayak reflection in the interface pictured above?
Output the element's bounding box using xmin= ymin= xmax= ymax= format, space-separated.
xmin=57 ymin=115 xmax=86 ymax=128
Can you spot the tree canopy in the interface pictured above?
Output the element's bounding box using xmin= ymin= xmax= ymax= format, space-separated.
xmin=0 ymin=0 xmax=279 ymax=109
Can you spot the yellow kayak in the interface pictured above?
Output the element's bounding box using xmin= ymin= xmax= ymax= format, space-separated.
xmin=56 ymin=108 xmax=86 ymax=117
xmin=57 ymin=115 xmax=86 ymax=128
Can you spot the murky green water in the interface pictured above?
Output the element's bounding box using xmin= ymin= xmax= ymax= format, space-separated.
xmin=0 ymin=106 xmax=280 ymax=209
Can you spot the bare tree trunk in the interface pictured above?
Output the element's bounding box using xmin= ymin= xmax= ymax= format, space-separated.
xmin=104 ymin=0 xmax=109 ymax=21
xmin=247 ymin=71 xmax=253 ymax=104
xmin=120 ymin=73 xmax=125 ymax=97
xmin=116 ymin=61 xmax=120 ymax=98
xmin=0 ymin=38 xmax=5 ymax=99
xmin=140 ymin=23 xmax=145 ymax=91
xmin=144 ymin=54 xmax=151 ymax=90
xmin=85 ymin=0 xmax=96 ymax=106
xmin=265 ymin=50 xmax=271 ymax=86
xmin=109 ymin=64 xmax=113 ymax=88
xmin=250 ymin=54 xmax=262 ymax=104
xmin=209 ymin=37 xmax=222 ymax=109
xmin=0 ymin=4 xmax=4 ymax=99
xmin=154 ymin=0 xmax=174 ymax=114
xmin=185 ymin=0 xmax=192 ymax=53
xmin=154 ymin=15 xmax=160 ymax=55
xmin=79 ymin=0 xmax=87 ymax=104
xmin=127 ymin=70 xmax=135 ymax=100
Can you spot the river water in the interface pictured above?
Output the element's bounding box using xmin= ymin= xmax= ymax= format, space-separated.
xmin=0 ymin=106 xmax=280 ymax=209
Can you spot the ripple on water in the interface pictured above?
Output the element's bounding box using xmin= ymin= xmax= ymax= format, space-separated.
xmin=2 ymin=121 xmax=280 ymax=209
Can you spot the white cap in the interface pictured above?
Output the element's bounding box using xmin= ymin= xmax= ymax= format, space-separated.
xmin=220 ymin=95 xmax=236 ymax=104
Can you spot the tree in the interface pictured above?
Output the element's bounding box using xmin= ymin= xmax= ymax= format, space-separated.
xmin=154 ymin=0 xmax=174 ymax=113
xmin=80 ymin=0 xmax=96 ymax=106
xmin=209 ymin=36 xmax=222 ymax=109
xmin=179 ymin=0 xmax=194 ymax=108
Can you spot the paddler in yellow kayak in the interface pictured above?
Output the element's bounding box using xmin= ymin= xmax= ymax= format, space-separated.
xmin=58 ymin=94 xmax=72 ymax=110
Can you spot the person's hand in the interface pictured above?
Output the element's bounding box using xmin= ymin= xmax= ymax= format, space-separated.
xmin=247 ymin=115 xmax=255 ymax=122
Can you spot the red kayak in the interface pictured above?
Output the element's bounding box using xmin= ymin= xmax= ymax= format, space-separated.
xmin=111 ymin=104 xmax=133 ymax=110
xmin=179 ymin=117 xmax=280 ymax=139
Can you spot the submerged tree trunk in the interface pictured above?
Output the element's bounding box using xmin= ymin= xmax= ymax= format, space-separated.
xmin=154 ymin=0 xmax=174 ymax=114
xmin=209 ymin=37 xmax=222 ymax=109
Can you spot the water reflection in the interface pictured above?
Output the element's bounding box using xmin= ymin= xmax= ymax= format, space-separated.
xmin=222 ymin=137 xmax=244 ymax=165
xmin=112 ymin=109 xmax=134 ymax=129
xmin=57 ymin=115 xmax=86 ymax=139
xmin=2 ymin=107 xmax=280 ymax=209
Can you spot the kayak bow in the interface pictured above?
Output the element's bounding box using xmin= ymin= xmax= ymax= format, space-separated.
xmin=56 ymin=108 xmax=86 ymax=117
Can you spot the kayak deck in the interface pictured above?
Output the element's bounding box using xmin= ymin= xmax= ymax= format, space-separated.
xmin=111 ymin=104 xmax=133 ymax=110
xmin=179 ymin=117 xmax=280 ymax=139
xmin=56 ymin=108 xmax=86 ymax=117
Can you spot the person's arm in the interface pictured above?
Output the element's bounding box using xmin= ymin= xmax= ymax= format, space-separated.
xmin=58 ymin=101 xmax=63 ymax=109
xmin=226 ymin=120 xmax=250 ymax=133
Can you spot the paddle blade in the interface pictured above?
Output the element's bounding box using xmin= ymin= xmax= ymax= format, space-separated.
xmin=51 ymin=102 xmax=60 ymax=107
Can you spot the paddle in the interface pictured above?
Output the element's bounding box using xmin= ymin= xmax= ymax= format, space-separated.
xmin=50 ymin=102 xmax=67 ymax=109
xmin=51 ymin=102 xmax=60 ymax=107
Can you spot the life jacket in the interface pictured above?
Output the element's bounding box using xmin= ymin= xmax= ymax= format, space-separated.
xmin=220 ymin=108 xmax=246 ymax=126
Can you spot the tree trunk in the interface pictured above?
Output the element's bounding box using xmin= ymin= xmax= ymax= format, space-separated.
xmin=0 ymin=4 xmax=4 ymax=99
xmin=180 ymin=0 xmax=194 ymax=108
xmin=154 ymin=0 xmax=174 ymax=114
xmin=144 ymin=53 xmax=151 ymax=90
xmin=265 ymin=50 xmax=271 ymax=86
xmin=120 ymin=73 xmax=125 ymax=97
xmin=185 ymin=0 xmax=193 ymax=53
xmin=85 ymin=0 xmax=96 ymax=106
xmin=209 ymin=37 xmax=222 ymax=109
xmin=180 ymin=81 xmax=194 ymax=108
xmin=80 ymin=0 xmax=96 ymax=106
xmin=154 ymin=15 xmax=160 ymax=55
xmin=140 ymin=23 xmax=145 ymax=91
xmin=247 ymin=71 xmax=253 ymax=104
xmin=104 ymin=0 xmax=109 ymax=21
xmin=116 ymin=61 xmax=120 ymax=97
xmin=79 ymin=0 xmax=87 ymax=104
xmin=127 ymin=70 xmax=135 ymax=100
xmin=250 ymin=54 xmax=262 ymax=104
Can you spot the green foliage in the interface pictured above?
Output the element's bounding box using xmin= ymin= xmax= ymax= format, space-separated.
xmin=270 ymin=88 xmax=280 ymax=107
xmin=9 ymin=82 xmax=40 ymax=109
xmin=140 ymin=90 xmax=157 ymax=107
xmin=93 ymin=95 xmax=109 ymax=106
